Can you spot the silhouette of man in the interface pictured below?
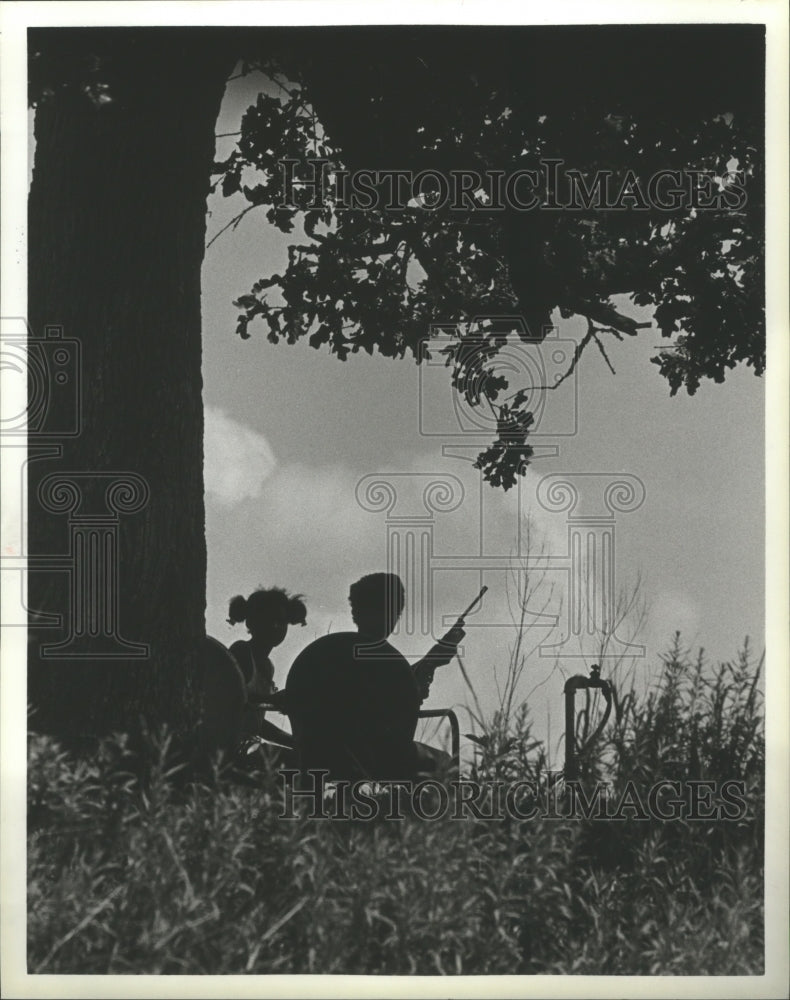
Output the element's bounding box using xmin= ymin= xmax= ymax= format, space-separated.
xmin=283 ymin=573 xmax=464 ymax=782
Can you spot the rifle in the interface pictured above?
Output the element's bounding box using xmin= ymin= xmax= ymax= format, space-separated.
xmin=453 ymin=585 xmax=488 ymax=629
xmin=418 ymin=586 xmax=488 ymax=694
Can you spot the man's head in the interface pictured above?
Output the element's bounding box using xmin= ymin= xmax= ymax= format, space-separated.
xmin=348 ymin=573 xmax=405 ymax=639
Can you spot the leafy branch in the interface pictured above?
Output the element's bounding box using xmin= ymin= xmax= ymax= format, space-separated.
xmin=208 ymin=68 xmax=764 ymax=489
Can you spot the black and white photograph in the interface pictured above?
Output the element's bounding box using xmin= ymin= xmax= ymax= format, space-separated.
xmin=1 ymin=1 xmax=788 ymax=996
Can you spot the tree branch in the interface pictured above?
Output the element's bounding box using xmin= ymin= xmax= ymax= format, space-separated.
xmin=564 ymin=295 xmax=652 ymax=338
xmin=506 ymin=318 xmax=627 ymax=399
xmin=530 ymin=319 xmax=598 ymax=391
xmin=592 ymin=332 xmax=617 ymax=375
xmin=205 ymin=205 xmax=258 ymax=250
xmin=319 ymin=232 xmax=405 ymax=258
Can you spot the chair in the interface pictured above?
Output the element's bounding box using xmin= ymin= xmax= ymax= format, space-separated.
xmin=416 ymin=708 xmax=461 ymax=774
xmin=245 ymin=697 xmax=461 ymax=779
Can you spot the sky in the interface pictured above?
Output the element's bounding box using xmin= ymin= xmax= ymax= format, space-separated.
xmin=201 ymin=69 xmax=765 ymax=758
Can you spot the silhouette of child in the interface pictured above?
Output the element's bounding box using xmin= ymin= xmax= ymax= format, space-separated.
xmin=227 ymin=587 xmax=307 ymax=746
xmin=285 ymin=573 xmax=463 ymax=781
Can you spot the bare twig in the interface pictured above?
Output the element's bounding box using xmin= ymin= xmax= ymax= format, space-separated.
xmin=529 ymin=318 xmax=598 ymax=392
xmin=518 ymin=316 xmax=636 ymax=395
xmin=205 ymin=205 xmax=258 ymax=250
xmin=592 ymin=332 xmax=617 ymax=375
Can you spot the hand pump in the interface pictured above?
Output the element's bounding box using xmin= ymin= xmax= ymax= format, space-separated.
xmin=563 ymin=664 xmax=613 ymax=780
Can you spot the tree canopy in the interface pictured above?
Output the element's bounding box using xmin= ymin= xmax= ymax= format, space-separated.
xmin=215 ymin=26 xmax=764 ymax=488
xmin=24 ymin=25 xmax=765 ymax=734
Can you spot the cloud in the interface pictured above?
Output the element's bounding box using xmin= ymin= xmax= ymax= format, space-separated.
xmin=204 ymin=406 xmax=276 ymax=506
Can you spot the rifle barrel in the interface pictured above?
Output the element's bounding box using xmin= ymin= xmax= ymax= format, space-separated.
xmin=457 ymin=585 xmax=488 ymax=624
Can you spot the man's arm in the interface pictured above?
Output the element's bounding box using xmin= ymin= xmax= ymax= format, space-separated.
xmin=412 ymin=625 xmax=465 ymax=702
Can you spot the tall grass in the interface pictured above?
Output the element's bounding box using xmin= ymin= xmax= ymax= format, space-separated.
xmin=28 ymin=637 xmax=764 ymax=975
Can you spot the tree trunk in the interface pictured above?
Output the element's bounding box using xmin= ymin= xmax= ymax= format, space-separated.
xmin=28 ymin=30 xmax=236 ymax=736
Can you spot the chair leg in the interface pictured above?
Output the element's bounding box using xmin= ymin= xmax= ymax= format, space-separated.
xmin=417 ymin=708 xmax=460 ymax=773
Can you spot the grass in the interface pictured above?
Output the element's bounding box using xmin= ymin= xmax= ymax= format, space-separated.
xmin=27 ymin=637 xmax=764 ymax=975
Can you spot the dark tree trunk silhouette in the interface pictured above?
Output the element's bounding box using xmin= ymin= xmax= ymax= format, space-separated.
xmin=28 ymin=31 xmax=236 ymax=736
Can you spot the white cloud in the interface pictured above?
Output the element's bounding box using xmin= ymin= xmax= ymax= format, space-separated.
xmin=204 ymin=406 xmax=276 ymax=506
